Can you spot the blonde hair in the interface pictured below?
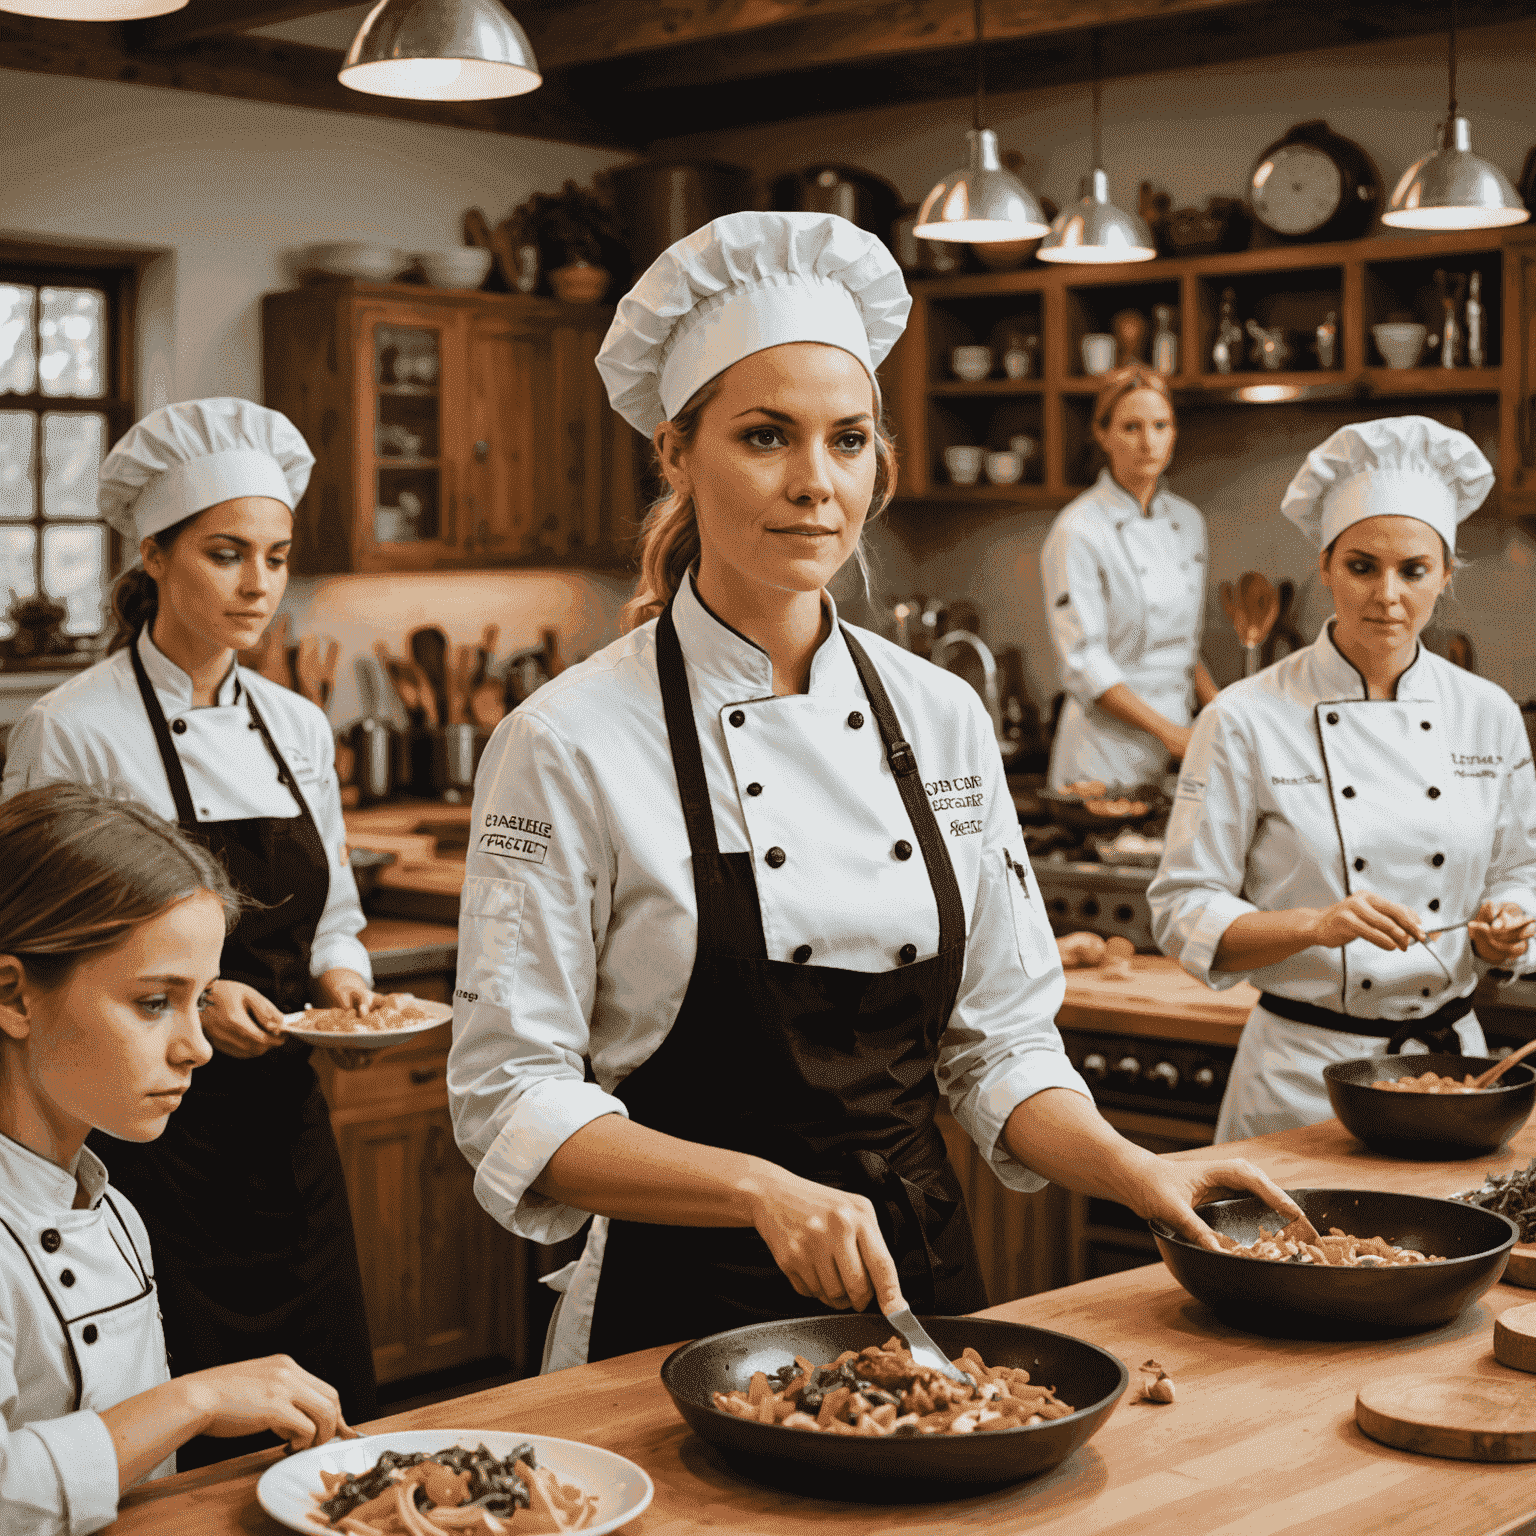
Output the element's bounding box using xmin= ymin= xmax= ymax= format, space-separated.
xmin=619 ymin=374 xmax=899 ymax=633
xmin=1092 ymin=364 xmax=1176 ymax=433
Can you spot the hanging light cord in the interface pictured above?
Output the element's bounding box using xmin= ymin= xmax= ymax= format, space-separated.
xmin=972 ymin=0 xmax=986 ymax=132
xmin=1091 ymin=29 xmax=1103 ymax=171
xmin=1446 ymin=0 xmax=1459 ymax=120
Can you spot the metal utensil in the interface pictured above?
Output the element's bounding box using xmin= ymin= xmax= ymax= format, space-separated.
xmin=882 ymin=1305 xmax=972 ymax=1385
xmin=1473 ymin=1038 xmax=1536 ymax=1091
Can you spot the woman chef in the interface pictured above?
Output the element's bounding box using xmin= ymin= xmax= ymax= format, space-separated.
xmin=1149 ymin=416 xmax=1536 ymax=1142
xmin=1040 ymin=366 xmax=1217 ymax=791
xmin=2 ymin=399 xmax=378 ymax=1463
xmin=448 ymin=210 xmax=1299 ymax=1371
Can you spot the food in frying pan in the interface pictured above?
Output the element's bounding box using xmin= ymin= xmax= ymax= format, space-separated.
xmin=289 ymin=994 xmax=437 ymax=1035
xmin=1372 ymin=1070 xmax=1483 ymax=1094
xmin=309 ymin=1442 xmax=596 ymax=1533
xmin=1083 ymin=796 xmax=1150 ymax=818
xmin=1213 ymin=1221 xmax=1444 ymax=1267
xmin=710 ymin=1340 xmax=1075 ymax=1436
xmin=1455 ymin=1158 xmax=1536 ymax=1242
xmin=1060 ymin=779 xmax=1108 ymax=798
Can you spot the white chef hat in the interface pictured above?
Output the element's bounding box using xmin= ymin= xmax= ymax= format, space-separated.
xmin=595 ymin=210 xmax=910 ymax=438
xmin=1280 ymin=415 xmax=1493 ymax=551
xmin=98 ymin=397 xmax=314 ymax=543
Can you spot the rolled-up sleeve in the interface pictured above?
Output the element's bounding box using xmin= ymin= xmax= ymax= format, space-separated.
xmin=447 ymin=709 xmax=627 ymax=1245
xmin=1147 ymin=706 xmax=1260 ymax=988
xmin=1040 ymin=514 xmax=1125 ymax=702
xmin=1 ymin=709 xmax=86 ymax=800
xmin=936 ymin=696 xmax=1091 ymax=1194
xmin=1480 ymin=703 xmax=1536 ymax=976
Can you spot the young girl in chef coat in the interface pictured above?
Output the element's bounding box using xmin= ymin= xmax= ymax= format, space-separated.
xmin=0 ymin=784 xmax=351 ymax=1536
xmin=1150 ymin=416 xmax=1536 ymax=1141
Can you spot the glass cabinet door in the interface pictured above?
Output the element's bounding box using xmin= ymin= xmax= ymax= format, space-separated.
xmin=372 ymin=323 xmax=444 ymax=545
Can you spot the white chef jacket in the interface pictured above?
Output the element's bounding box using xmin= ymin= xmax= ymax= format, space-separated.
xmin=0 ymin=1133 xmax=172 ymax=1536
xmin=2 ymin=629 xmax=370 ymax=983
xmin=1041 ymin=469 xmax=1207 ymax=790
xmin=1148 ymin=625 xmax=1536 ymax=1141
xmin=449 ymin=573 xmax=1090 ymax=1369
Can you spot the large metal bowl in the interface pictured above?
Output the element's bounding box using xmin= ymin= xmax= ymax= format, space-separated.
xmin=660 ymin=1314 xmax=1127 ymax=1498
xmin=1323 ymin=1053 xmax=1536 ymax=1157
xmin=1152 ymin=1188 xmax=1517 ymax=1337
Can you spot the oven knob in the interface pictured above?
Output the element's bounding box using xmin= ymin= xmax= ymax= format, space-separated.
xmin=1191 ymin=1063 xmax=1218 ymax=1091
xmin=1080 ymin=1052 xmax=1108 ymax=1083
xmin=1147 ymin=1061 xmax=1180 ymax=1092
xmin=1113 ymin=1055 xmax=1141 ymax=1084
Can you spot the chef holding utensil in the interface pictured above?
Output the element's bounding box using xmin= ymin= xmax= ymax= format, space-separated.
xmin=449 ymin=211 xmax=1303 ymax=1372
xmin=1041 ymin=366 xmax=1217 ymax=790
xmin=1 ymin=398 xmax=379 ymax=1464
xmin=1150 ymin=416 xmax=1536 ymax=1142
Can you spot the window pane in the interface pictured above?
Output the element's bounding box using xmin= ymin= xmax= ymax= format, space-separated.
xmin=42 ymin=412 xmax=104 ymax=519
xmin=0 ymin=411 xmax=35 ymax=521
xmin=39 ymin=288 xmax=104 ymax=398
xmin=0 ymin=525 xmax=37 ymax=636
xmin=42 ymin=524 xmax=104 ymax=636
xmin=0 ymin=286 xmax=37 ymax=396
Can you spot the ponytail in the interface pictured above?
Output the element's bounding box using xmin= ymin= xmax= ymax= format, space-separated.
xmin=106 ymin=509 xmax=202 ymax=654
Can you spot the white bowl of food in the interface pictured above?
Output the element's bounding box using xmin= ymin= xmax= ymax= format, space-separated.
xmin=303 ymin=242 xmax=406 ymax=281
xmin=416 ymin=247 xmax=495 ymax=290
xmin=1372 ymin=322 xmax=1427 ymax=369
xmin=281 ymin=993 xmax=452 ymax=1051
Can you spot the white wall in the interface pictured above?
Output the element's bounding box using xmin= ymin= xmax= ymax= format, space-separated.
xmin=2 ymin=67 xmax=640 ymax=724
xmin=656 ymin=18 xmax=1536 ymax=703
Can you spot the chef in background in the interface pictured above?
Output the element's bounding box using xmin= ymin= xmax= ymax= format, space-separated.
xmin=2 ymin=399 xmax=377 ymax=1464
xmin=1041 ymin=366 xmax=1216 ymax=790
xmin=1150 ymin=416 xmax=1536 ymax=1142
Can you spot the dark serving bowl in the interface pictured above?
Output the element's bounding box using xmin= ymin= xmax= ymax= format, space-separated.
xmin=1152 ymin=1188 xmax=1517 ymax=1337
xmin=1323 ymin=1053 xmax=1536 ymax=1157
xmin=660 ymin=1314 xmax=1127 ymax=1498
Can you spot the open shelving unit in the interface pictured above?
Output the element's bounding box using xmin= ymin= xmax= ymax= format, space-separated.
xmin=883 ymin=226 xmax=1536 ymax=522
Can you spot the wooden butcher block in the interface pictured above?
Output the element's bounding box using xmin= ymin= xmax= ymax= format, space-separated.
xmin=1504 ymin=1245 xmax=1536 ymax=1288
xmin=1494 ymin=1301 xmax=1536 ymax=1372
xmin=1357 ymin=1374 xmax=1536 ymax=1461
xmin=1057 ymin=954 xmax=1257 ymax=1047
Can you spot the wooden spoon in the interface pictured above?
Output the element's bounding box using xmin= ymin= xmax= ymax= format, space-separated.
xmin=293 ymin=634 xmax=330 ymax=709
xmin=449 ymin=643 xmax=478 ymax=726
xmin=373 ymin=640 xmax=427 ymax=726
xmin=469 ymin=624 xmax=505 ymax=732
xmin=1472 ymin=1038 xmax=1536 ymax=1090
xmin=408 ymin=625 xmax=450 ymax=726
xmin=1235 ymin=571 xmax=1280 ymax=677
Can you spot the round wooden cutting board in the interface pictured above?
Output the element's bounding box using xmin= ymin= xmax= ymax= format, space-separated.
xmin=1504 ymin=1245 xmax=1536 ymax=1288
xmin=1357 ymin=1375 xmax=1536 ymax=1461
xmin=1495 ymin=1303 xmax=1536 ymax=1373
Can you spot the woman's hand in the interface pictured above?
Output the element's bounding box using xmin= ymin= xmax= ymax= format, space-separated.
xmin=313 ymin=968 xmax=379 ymax=1070
xmin=1469 ymin=900 xmax=1536 ymax=965
xmin=180 ymin=1354 xmax=355 ymax=1451
xmin=1121 ymin=1155 xmax=1305 ymax=1253
xmin=201 ymin=979 xmax=286 ymax=1057
xmin=1306 ymin=892 xmax=1425 ymax=952
xmin=745 ymin=1166 xmax=905 ymax=1317
xmin=1161 ymin=722 xmax=1194 ymax=760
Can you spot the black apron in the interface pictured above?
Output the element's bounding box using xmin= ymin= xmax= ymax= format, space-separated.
xmin=86 ymin=640 xmax=376 ymax=1468
xmin=586 ymin=603 xmax=988 ymax=1362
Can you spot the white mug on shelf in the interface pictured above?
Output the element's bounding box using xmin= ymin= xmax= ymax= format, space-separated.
xmin=1010 ymin=434 xmax=1037 ymax=463
xmin=1002 ymin=346 xmax=1032 ymax=379
xmin=951 ymin=345 xmax=993 ymax=382
xmin=943 ymin=445 xmax=985 ymax=485
xmin=1081 ymin=333 xmax=1117 ymax=375
xmin=985 ymin=450 xmax=1023 ymax=485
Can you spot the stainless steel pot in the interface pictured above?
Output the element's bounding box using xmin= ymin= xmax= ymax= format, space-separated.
xmin=350 ymin=718 xmax=393 ymax=803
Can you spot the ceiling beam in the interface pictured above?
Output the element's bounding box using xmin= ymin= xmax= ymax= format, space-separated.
xmin=131 ymin=1 xmax=358 ymax=50
xmin=0 ymin=16 xmax=634 ymax=148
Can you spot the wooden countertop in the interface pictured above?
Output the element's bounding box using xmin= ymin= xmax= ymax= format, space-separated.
xmin=112 ymin=1117 xmax=1536 ymax=1536
xmin=1060 ymin=955 xmax=1256 ymax=1048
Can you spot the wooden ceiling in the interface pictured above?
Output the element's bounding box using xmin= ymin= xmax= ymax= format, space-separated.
xmin=5 ymin=0 xmax=1536 ymax=150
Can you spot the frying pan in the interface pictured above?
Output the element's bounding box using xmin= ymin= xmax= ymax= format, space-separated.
xmin=1323 ymin=1053 xmax=1536 ymax=1157
xmin=1151 ymin=1188 xmax=1516 ymax=1337
xmin=660 ymin=1314 xmax=1127 ymax=1498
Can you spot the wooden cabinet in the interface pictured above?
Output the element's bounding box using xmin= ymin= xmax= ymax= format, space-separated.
xmin=1502 ymin=233 xmax=1536 ymax=518
xmin=262 ymin=280 xmax=641 ymax=574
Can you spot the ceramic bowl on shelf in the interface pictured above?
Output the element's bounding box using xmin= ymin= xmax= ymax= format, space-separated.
xmin=415 ymin=247 xmax=494 ymax=289
xmin=951 ymin=345 xmax=993 ymax=381
xmin=943 ymin=445 xmax=984 ymax=485
xmin=986 ymin=450 xmax=1023 ymax=485
xmin=301 ymin=242 xmax=406 ymax=281
xmin=1372 ymin=322 xmax=1427 ymax=369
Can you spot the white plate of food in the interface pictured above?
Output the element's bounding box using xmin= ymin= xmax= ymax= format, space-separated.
xmin=256 ymin=1428 xmax=654 ymax=1535
xmin=281 ymin=993 xmax=453 ymax=1050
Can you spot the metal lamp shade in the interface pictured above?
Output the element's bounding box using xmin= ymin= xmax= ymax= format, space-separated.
xmin=340 ymin=0 xmax=542 ymax=102
xmin=1037 ymin=168 xmax=1156 ymax=264
xmin=1383 ymin=115 xmax=1529 ymax=230
xmin=913 ymin=129 xmax=1051 ymax=243
xmin=1 ymin=0 xmax=184 ymax=14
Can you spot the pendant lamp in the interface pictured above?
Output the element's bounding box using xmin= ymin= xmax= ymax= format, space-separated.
xmin=1036 ymin=32 xmax=1156 ymax=264
xmin=1383 ymin=0 xmax=1527 ymax=230
xmin=0 ymin=1 xmax=184 ymax=14
xmin=913 ymin=0 xmax=1049 ymax=243
xmin=341 ymin=0 xmax=541 ymax=102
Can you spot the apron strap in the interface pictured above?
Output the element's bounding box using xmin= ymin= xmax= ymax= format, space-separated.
xmin=839 ymin=626 xmax=967 ymax=956
xmin=129 ymin=632 xmax=199 ymax=830
xmin=656 ymin=602 xmax=723 ymax=871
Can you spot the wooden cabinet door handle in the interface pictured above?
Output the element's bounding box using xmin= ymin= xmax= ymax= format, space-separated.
xmin=410 ymin=1067 xmax=438 ymax=1085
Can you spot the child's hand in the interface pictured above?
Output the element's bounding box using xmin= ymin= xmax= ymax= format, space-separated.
xmin=182 ymin=1354 xmax=351 ymax=1451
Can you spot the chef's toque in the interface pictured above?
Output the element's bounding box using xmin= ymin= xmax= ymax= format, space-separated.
xmin=595 ymin=211 xmax=910 ymax=438
xmin=1280 ymin=415 xmax=1492 ymax=551
xmin=98 ymin=397 xmax=314 ymax=543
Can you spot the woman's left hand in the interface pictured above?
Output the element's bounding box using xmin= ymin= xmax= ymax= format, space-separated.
xmin=313 ymin=968 xmax=378 ymax=1072
xmin=1469 ymin=900 xmax=1536 ymax=966
xmin=1120 ymin=1155 xmax=1304 ymax=1253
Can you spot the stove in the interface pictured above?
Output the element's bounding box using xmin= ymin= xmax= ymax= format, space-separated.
xmin=1058 ymin=1027 xmax=1234 ymax=1126
xmin=1032 ymin=857 xmax=1157 ymax=951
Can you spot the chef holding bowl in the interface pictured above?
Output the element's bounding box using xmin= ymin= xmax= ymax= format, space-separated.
xmin=449 ymin=210 xmax=1300 ymax=1372
xmin=1149 ymin=416 xmax=1536 ymax=1142
xmin=1040 ymin=366 xmax=1217 ymax=792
